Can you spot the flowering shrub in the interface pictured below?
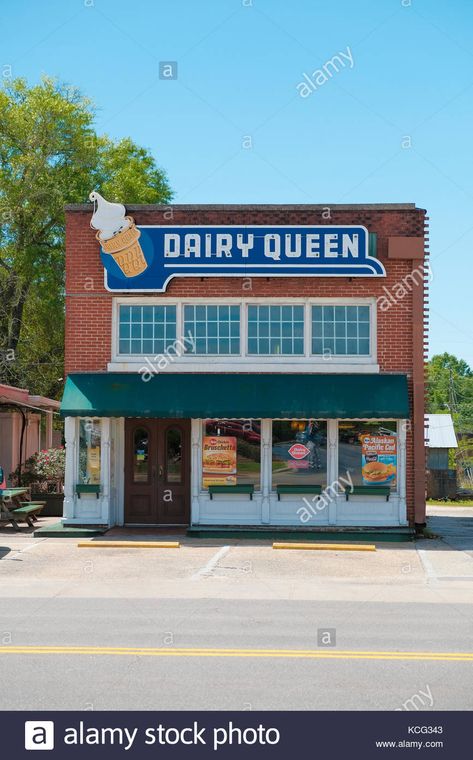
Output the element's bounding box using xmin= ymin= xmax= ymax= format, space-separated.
xmin=33 ymin=447 xmax=65 ymax=480
xmin=10 ymin=447 xmax=65 ymax=490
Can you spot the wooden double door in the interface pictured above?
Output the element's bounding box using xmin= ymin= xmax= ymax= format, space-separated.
xmin=124 ymin=419 xmax=191 ymax=525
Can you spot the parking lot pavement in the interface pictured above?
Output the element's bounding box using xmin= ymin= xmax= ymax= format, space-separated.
xmin=0 ymin=526 xmax=472 ymax=603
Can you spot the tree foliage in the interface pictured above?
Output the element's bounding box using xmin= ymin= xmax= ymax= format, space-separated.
xmin=427 ymin=352 xmax=473 ymax=434
xmin=0 ymin=77 xmax=172 ymax=397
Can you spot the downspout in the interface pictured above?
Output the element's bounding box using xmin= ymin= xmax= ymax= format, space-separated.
xmin=17 ymin=406 xmax=27 ymax=486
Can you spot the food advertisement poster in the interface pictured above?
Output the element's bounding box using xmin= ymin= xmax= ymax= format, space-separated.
xmin=87 ymin=446 xmax=101 ymax=484
xmin=361 ymin=435 xmax=397 ymax=486
xmin=202 ymin=436 xmax=237 ymax=487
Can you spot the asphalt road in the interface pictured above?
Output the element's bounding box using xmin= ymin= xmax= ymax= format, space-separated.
xmin=0 ymin=597 xmax=473 ymax=710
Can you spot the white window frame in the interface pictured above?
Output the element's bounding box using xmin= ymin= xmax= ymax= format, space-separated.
xmin=200 ymin=418 xmax=263 ymax=492
xmin=183 ymin=303 xmax=242 ymax=357
xmin=109 ymin=296 xmax=378 ymax=373
xmin=310 ymin=302 xmax=373 ymax=359
xmin=116 ymin=301 xmax=179 ymax=359
xmin=247 ymin=303 xmax=306 ymax=357
xmin=192 ymin=418 xmax=406 ymax=527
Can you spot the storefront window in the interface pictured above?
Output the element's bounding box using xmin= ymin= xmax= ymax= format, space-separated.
xmin=338 ymin=421 xmax=398 ymax=488
xmin=78 ymin=419 xmax=101 ymax=484
xmin=202 ymin=419 xmax=261 ymax=488
xmin=312 ymin=305 xmax=370 ymax=356
xmin=184 ymin=305 xmax=240 ymax=355
xmin=272 ymin=420 xmax=327 ymax=487
xmin=118 ymin=304 xmax=176 ymax=355
xmin=247 ymin=305 xmax=304 ymax=355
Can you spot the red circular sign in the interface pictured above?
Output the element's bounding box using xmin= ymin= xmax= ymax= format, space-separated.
xmin=288 ymin=443 xmax=310 ymax=460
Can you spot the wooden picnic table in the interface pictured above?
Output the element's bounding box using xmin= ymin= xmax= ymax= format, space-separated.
xmin=0 ymin=487 xmax=45 ymax=530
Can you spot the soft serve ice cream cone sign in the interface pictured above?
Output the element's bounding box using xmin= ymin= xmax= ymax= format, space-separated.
xmin=90 ymin=192 xmax=149 ymax=278
xmin=91 ymin=192 xmax=385 ymax=291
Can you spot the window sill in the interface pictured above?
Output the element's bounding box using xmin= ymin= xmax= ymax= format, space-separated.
xmin=108 ymin=360 xmax=380 ymax=374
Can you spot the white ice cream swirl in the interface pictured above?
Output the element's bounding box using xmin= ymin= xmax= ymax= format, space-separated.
xmin=89 ymin=191 xmax=131 ymax=240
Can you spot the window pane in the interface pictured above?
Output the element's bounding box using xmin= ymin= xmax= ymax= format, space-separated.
xmin=203 ymin=419 xmax=261 ymax=489
xmin=133 ymin=428 xmax=149 ymax=482
xmin=185 ymin=304 xmax=240 ymax=354
xmin=118 ymin=305 xmax=176 ymax=355
xmin=166 ymin=428 xmax=182 ymax=483
xmin=311 ymin=305 xmax=370 ymax=356
xmin=78 ymin=419 xmax=101 ymax=485
xmin=339 ymin=421 xmax=398 ymax=489
xmin=247 ymin=304 xmax=305 ymax=355
xmin=272 ymin=420 xmax=327 ymax=489
xmin=347 ymin=338 xmax=358 ymax=354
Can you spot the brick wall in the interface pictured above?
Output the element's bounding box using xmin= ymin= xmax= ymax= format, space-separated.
xmin=65 ymin=206 xmax=427 ymax=525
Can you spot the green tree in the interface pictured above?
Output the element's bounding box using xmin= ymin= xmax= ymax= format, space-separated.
xmin=0 ymin=77 xmax=172 ymax=397
xmin=427 ymin=353 xmax=473 ymax=431
xmin=427 ymin=353 xmax=473 ymax=480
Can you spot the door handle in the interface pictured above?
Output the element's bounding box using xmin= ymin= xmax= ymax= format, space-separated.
xmin=159 ymin=465 xmax=164 ymax=479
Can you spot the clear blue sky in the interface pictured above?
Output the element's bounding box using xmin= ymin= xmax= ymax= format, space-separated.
xmin=3 ymin=0 xmax=473 ymax=364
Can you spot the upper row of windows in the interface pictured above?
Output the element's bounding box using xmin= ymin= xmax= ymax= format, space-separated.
xmin=118 ymin=304 xmax=371 ymax=357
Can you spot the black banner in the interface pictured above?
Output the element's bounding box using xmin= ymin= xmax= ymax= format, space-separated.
xmin=3 ymin=711 xmax=465 ymax=758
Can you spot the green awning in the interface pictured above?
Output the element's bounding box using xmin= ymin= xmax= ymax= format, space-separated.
xmin=61 ymin=373 xmax=409 ymax=419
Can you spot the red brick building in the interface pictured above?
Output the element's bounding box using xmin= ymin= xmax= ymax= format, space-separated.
xmin=61 ymin=202 xmax=428 ymax=532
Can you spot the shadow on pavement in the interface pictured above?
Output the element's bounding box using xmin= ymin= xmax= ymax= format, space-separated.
xmin=427 ymin=511 xmax=473 ymax=552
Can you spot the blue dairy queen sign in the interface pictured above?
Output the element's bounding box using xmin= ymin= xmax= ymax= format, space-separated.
xmin=101 ymin=225 xmax=385 ymax=291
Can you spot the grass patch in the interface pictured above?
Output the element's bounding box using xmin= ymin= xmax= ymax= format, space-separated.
xmin=427 ymin=499 xmax=473 ymax=507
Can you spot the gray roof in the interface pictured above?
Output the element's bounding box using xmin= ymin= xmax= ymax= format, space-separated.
xmin=425 ymin=414 xmax=458 ymax=448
